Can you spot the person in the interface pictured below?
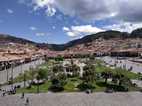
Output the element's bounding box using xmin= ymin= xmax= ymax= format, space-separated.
xmin=2 ymin=91 xmax=6 ymax=97
xmin=25 ymin=97 xmax=29 ymax=106
xmin=21 ymin=92 xmax=24 ymax=99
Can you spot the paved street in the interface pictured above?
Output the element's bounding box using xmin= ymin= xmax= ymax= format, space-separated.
xmin=99 ymin=56 xmax=142 ymax=73
xmin=0 ymin=92 xmax=142 ymax=106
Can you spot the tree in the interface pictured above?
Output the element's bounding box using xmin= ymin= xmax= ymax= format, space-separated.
xmin=112 ymin=73 xmax=131 ymax=86
xmin=36 ymin=74 xmax=40 ymax=93
xmin=37 ymin=68 xmax=48 ymax=79
xmin=112 ymin=71 xmax=131 ymax=91
xmin=78 ymin=64 xmax=96 ymax=91
xmin=55 ymin=55 xmax=64 ymax=61
xmin=35 ymin=68 xmax=48 ymax=93
xmin=83 ymin=64 xmax=96 ymax=83
xmin=101 ymin=69 xmax=112 ymax=84
xmin=52 ymin=65 xmax=64 ymax=74
xmin=49 ymin=78 xmax=64 ymax=92
xmin=57 ymin=73 xmax=67 ymax=86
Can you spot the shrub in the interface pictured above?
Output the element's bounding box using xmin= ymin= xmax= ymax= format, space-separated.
xmin=77 ymin=82 xmax=95 ymax=91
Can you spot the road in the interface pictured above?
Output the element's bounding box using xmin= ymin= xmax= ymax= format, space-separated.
xmin=99 ymin=56 xmax=142 ymax=73
xmin=0 ymin=59 xmax=45 ymax=84
xmin=0 ymin=92 xmax=142 ymax=106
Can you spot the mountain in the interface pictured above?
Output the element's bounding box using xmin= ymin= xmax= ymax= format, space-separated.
xmin=0 ymin=28 xmax=142 ymax=51
xmin=131 ymin=28 xmax=142 ymax=38
xmin=43 ymin=31 xmax=125 ymax=51
xmin=59 ymin=28 xmax=142 ymax=51
xmin=46 ymin=29 xmax=140 ymax=51
xmin=0 ymin=34 xmax=36 ymax=45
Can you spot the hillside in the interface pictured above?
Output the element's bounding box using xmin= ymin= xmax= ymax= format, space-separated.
xmin=0 ymin=29 xmax=142 ymax=51
xmin=0 ymin=28 xmax=142 ymax=60
xmin=46 ymin=29 xmax=141 ymax=51
xmin=0 ymin=34 xmax=36 ymax=45
xmin=0 ymin=34 xmax=53 ymax=62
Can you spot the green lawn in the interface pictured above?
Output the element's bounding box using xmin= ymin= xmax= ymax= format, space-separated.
xmin=17 ymin=81 xmax=51 ymax=93
xmin=64 ymin=78 xmax=82 ymax=92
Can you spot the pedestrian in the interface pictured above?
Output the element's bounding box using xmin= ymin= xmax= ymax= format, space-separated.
xmin=2 ymin=92 xmax=5 ymax=97
xmin=25 ymin=97 xmax=29 ymax=106
xmin=21 ymin=92 xmax=24 ymax=99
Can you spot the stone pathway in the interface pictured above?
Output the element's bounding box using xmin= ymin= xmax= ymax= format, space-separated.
xmin=0 ymin=92 xmax=142 ymax=106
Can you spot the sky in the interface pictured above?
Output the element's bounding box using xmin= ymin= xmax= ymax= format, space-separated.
xmin=0 ymin=0 xmax=142 ymax=44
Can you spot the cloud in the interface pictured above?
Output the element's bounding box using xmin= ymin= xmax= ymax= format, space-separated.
xmin=63 ymin=25 xmax=104 ymax=37
xmin=7 ymin=9 xmax=14 ymax=14
xmin=54 ymin=0 xmax=142 ymax=22
xmin=34 ymin=0 xmax=142 ymax=22
xmin=103 ymin=22 xmax=142 ymax=33
xmin=36 ymin=32 xmax=46 ymax=36
xmin=32 ymin=0 xmax=56 ymax=16
xmin=63 ymin=27 xmax=69 ymax=31
xmin=55 ymin=0 xmax=115 ymax=20
xmin=114 ymin=0 xmax=142 ymax=22
xmin=29 ymin=26 xmax=37 ymax=31
xmin=36 ymin=32 xmax=51 ymax=36
xmin=21 ymin=0 xmax=142 ymax=26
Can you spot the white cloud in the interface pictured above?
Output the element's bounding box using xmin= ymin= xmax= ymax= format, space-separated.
xmin=36 ymin=32 xmax=51 ymax=36
xmin=63 ymin=27 xmax=69 ymax=31
xmin=63 ymin=25 xmax=104 ymax=37
xmin=32 ymin=0 xmax=56 ymax=16
xmin=36 ymin=32 xmax=46 ymax=36
xmin=71 ymin=25 xmax=104 ymax=34
xmin=67 ymin=32 xmax=77 ymax=37
xmin=7 ymin=9 xmax=14 ymax=14
xmin=103 ymin=22 xmax=142 ymax=33
xmin=29 ymin=26 xmax=37 ymax=31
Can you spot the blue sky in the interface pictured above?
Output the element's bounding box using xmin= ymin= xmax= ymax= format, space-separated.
xmin=0 ymin=0 xmax=142 ymax=44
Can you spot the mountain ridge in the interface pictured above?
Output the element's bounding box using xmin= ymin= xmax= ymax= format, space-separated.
xmin=0 ymin=28 xmax=142 ymax=51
